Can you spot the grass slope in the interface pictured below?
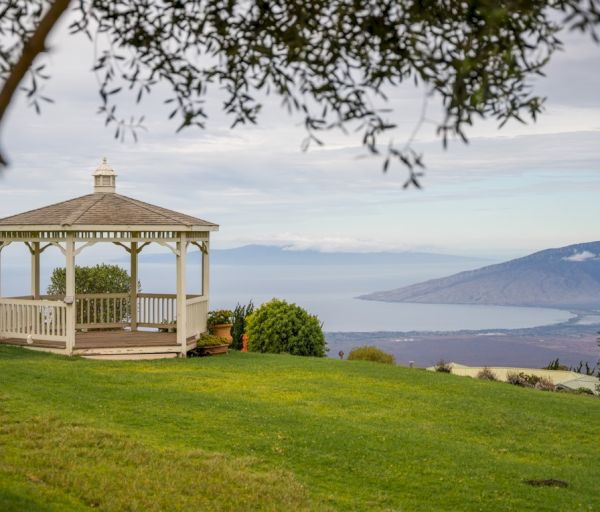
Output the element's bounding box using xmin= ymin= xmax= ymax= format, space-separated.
xmin=1 ymin=346 xmax=599 ymax=511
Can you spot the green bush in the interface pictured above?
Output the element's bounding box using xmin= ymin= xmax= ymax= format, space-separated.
xmin=230 ymin=301 xmax=254 ymax=350
xmin=347 ymin=346 xmax=395 ymax=364
xmin=246 ymin=298 xmax=327 ymax=357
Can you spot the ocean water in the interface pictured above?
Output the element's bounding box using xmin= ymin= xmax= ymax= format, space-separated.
xmin=205 ymin=262 xmax=573 ymax=332
xmin=1 ymin=260 xmax=573 ymax=333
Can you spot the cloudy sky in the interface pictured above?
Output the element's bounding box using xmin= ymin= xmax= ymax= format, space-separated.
xmin=1 ymin=15 xmax=599 ymax=261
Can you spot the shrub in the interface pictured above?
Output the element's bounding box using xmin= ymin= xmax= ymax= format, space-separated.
xmin=506 ymin=372 xmax=532 ymax=387
xmin=477 ymin=367 xmax=498 ymax=381
xmin=230 ymin=301 xmax=254 ymax=350
xmin=534 ymin=376 xmax=556 ymax=392
xmin=434 ymin=360 xmax=452 ymax=373
xmin=246 ymin=298 xmax=327 ymax=357
xmin=348 ymin=346 xmax=395 ymax=365
xmin=207 ymin=310 xmax=233 ymax=328
xmin=506 ymin=372 xmax=555 ymax=391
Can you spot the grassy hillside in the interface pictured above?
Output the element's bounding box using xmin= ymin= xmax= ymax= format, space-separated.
xmin=1 ymin=347 xmax=599 ymax=511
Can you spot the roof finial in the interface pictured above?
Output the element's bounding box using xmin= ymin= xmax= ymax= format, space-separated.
xmin=92 ymin=157 xmax=117 ymax=193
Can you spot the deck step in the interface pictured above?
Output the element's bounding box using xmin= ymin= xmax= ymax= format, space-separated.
xmin=81 ymin=353 xmax=179 ymax=360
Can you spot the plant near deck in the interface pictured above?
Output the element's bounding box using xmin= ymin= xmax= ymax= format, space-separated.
xmin=246 ymin=299 xmax=326 ymax=357
xmin=207 ymin=310 xmax=233 ymax=328
xmin=196 ymin=334 xmax=229 ymax=348
xmin=230 ymin=301 xmax=254 ymax=350
xmin=47 ymin=264 xmax=134 ymax=325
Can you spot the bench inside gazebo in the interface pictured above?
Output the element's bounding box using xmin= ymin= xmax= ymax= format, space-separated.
xmin=0 ymin=159 xmax=218 ymax=359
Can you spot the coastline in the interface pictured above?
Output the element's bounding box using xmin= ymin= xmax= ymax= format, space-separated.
xmin=325 ymin=311 xmax=600 ymax=368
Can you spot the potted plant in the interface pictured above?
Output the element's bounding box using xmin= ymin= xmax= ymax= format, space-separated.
xmin=191 ymin=334 xmax=230 ymax=357
xmin=207 ymin=309 xmax=233 ymax=342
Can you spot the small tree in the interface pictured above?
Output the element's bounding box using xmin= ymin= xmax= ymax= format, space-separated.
xmin=47 ymin=264 xmax=131 ymax=295
xmin=47 ymin=264 xmax=133 ymax=325
xmin=246 ymin=298 xmax=326 ymax=357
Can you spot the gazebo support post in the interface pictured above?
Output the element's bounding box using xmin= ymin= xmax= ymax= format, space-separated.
xmin=65 ymin=234 xmax=76 ymax=355
xmin=202 ymin=240 xmax=210 ymax=298
xmin=31 ymin=241 xmax=40 ymax=299
xmin=176 ymin=233 xmax=187 ymax=357
xmin=130 ymin=238 xmax=138 ymax=331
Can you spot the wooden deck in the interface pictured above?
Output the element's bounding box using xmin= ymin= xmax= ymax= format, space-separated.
xmin=0 ymin=330 xmax=197 ymax=360
xmin=76 ymin=330 xmax=178 ymax=349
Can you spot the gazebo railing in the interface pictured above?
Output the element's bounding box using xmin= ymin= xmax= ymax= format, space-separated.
xmin=75 ymin=293 xmax=131 ymax=329
xmin=0 ymin=293 xmax=208 ymax=342
xmin=137 ymin=293 xmax=177 ymax=328
xmin=0 ymin=298 xmax=68 ymax=342
xmin=186 ymin=295 xmax=208 ymax=338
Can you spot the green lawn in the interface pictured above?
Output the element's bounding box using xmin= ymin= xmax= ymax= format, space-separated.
xmin=1 ymin=346 xmax=599 ymax=511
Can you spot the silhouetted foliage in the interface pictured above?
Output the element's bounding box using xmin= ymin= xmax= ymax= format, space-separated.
xmin=1 ymin=1 xmax=599 ymax=180
xmin=434 ymin=360 xmax=452 ymax=373
xmin=544 ymin=358 xmax=570 ymax=371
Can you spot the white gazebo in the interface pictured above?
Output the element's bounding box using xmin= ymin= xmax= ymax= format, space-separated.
xmin=0 ymin=159 xmax=218 ymax=359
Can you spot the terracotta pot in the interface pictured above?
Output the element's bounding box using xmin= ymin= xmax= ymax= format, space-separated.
xmin=242 ymin=334 xmax=248 ymax=353
xmin=210 ymin=323 xmax=233 ymax=343
xmin=198 ymin=344 xmax=229 ymax=356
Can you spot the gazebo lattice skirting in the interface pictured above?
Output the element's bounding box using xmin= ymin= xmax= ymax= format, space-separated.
xmin=0 ymin=159 xmax=218 ymax=359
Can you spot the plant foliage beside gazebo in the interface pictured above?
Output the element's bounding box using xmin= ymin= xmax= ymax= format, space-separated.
xmin=0 ymin=159 xmax=218 ymax=359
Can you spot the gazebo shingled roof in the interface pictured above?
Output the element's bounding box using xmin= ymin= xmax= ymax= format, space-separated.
xmin=0 ymin=192 xmax=218 ymax=229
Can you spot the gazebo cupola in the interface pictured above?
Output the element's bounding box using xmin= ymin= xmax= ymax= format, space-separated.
xmin=0 ymin=159 xmax=219 ymax=359
xmin=93 ymin=157 xmax=117 ymax=193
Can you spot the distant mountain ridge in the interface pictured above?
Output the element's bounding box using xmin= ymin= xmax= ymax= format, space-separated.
xmin=135 ymin=244 xmax=487 ymax=266
xmin=359 ymin=241 xmax=600 ymax=309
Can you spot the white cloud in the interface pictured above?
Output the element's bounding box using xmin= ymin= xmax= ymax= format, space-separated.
xmin=1 ymin=15 xmax=599 ymax=262
xmin=562 ymin=251 xmax=597 ymax=262
xmin=224 ymin=233 xmax=412 ymax=253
